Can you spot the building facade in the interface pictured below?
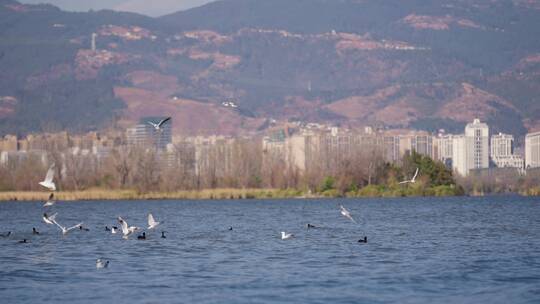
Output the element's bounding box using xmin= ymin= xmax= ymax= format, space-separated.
xmin=525 ymin=131 xmax=540 ymax=169
xmin=464 ymin=118 xmax=490 ymax=171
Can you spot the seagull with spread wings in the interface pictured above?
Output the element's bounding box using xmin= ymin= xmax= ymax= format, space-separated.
xmin=148 ymin=117 xmax=171 ymax=131
xmin=39 ymin=164 xmax=56 ymax=191
xmin=43 ymin=193 xmax=55 ymax=207
xmin=399 ymin=168 xmax=420 ymax=184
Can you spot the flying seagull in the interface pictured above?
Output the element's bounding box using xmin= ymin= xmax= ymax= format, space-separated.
xmin=96 ymin=259 xmax=109 ymax=269
xmin=39 ymin=164 xmax=56 ymax=191
xmin=43 ymin=212 xmax=58 ymax=225
xmin=118 ymin=217 xmax=139 ymax=238
xmin=399 ymin=168 xmax=419 ymax=184
xmin=147 ymin=213 xmax=161 ymax=230
xmin=281 ymin=231 xmax=294 ymax=240
xmin=43 ymin=193 xmax=55 ymax=207
xmin=52 ymin=218 xmax=83 ymax=235
xmin=340 ymin=205 xmax=357 ymax=224
xmin=148 ymin=117 xmax=171 ymax=131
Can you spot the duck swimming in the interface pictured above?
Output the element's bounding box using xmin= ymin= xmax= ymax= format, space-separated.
xmin=161 ymin=231 xmax=166 ymax=238
xmin=358 ymin=236 xmax=367 ymax=243
xmin=137 ymin=232 xmax=146 ymax=240
xmin=32 ymin=228 xmax=39 ymax=235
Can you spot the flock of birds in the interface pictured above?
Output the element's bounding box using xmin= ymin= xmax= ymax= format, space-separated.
xmin=1 ymin=162 xmax=166 ymax=269
xmin=2 ymin=137 xmax=421 ymax=269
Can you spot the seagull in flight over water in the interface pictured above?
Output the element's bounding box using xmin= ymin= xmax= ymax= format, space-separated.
xmin=39 ymin=164 xmax=56 ymax=191
xmin=148 ymin=117 xmax=171 ymax=131
xmin=147 ymin=213 xmax=161 ymax=230
xmin=53 ymin=221 xmax=83 ymax=235
xmin=43 ymin=212 xmax=58 ymax=225
xmin=340 ymin=205 xmax=357 ymax=224
xmin=399 ymin=168 xmax=419 ymax=184
xmin=118 ymin=217 xmax=140 ymax=238
xmin=43 ymin=193 xmax=55 ymax=207
xmin=51 ymin=218 xmax=83 ymax=235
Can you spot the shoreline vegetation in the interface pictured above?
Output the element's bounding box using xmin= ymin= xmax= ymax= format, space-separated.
xmin=0 ymin=184 xmax=465 ymax=202
xmin=5 ymin=147 xmax=538 ymax=201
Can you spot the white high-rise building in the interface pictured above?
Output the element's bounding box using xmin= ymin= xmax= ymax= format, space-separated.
xmin=491 ymin=133 xmax=513 ymax=158
xmin=491 ymin=133 xmax=523 ymax=169
xmin=465 ymin=118 xmax=489 ymax=170
xmin=525 ymin=131 xmax=540 ymax=169
xmin=452 ymin=135 xmax=473 ymax=176
xmin=436 ymin=134 xmax=454 ymax=165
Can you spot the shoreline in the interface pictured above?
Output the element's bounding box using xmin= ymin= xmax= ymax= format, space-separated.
xmin=0 ymin=188 xmax=526 ymax=202
xmin=0 ymin=189 xmax=312 ymax=202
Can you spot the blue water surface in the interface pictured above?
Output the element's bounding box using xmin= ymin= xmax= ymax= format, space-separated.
xmin=0 ymin=196 xmax=539 ymax=304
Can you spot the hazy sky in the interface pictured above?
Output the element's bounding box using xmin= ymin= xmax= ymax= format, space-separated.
xmin=19 ymin=0 xmax=215 ymax=17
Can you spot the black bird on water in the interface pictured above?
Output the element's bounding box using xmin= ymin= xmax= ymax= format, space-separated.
xmin=306 ymin=223 xmax=317 ymax=229
xmin=18 ymin=239 xmax=29 ymax=243
xmin=0 ymin=231 xmax=11 ymax=237
xmin=161 ymin=231 xmax=166 ymax=238
xmin=79 ymin=226 xmax=90 ymax=232
xmin=228 ymin=227 xmax=233 ymax=231
xmin=137 ymin=232 xmax=146 ymax=240
xmin=32 ymin=228 xmax=39 ymax=235
xmin=105 ymin=226 xmax=111 ymax=231
xmin=358 ymin=236 xmax=367 ymax=243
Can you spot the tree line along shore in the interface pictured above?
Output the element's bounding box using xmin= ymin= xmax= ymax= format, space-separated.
xmin=3 ymin=145 xmax=540 ymax=201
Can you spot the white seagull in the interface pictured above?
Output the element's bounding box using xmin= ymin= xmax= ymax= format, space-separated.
xmin=281 ymin=231 xmax=294 ymax=240
xmin=118 ymin=217 xmax=139 ymax=238
xmin=43 ymin=193 xmax=55 ymax=207
xmin=399 ymin=168 xmax=419 ymax=184
xmin=147 ymin=213 xmax=161 ymax=230
xmin=340 ymin=205 xmax=357 ymax=224
xmin=148 ymin=117 xmax=171 ymax=131
xmin=96 ymin=259 xmax=109 ymax=269
xmin=39 ymin=164 xmax=56 ymax=191
xmin=52 ymin=218 xmax=83 ymax=235
xmin=42 ymin=212 xmax=58 ymax=225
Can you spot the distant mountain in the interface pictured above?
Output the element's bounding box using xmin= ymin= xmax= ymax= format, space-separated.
xmin=19 ymin=0 xmax=213 ymax=16
xmin=1 ymin=0 xmax=540 ymax=137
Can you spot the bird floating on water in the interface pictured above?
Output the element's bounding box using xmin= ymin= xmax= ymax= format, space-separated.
xmin=161 ymin=231 xmax=166 ymax=238
xmin=79 ymin=225 xmax=90 ymax=231
xmin=32 ymin=227 xmax=40 ymax=235
xmin=96 ymin=259 xmax=109 ymax=269
xmin=39 ymin=164 xmax=56 ymax=191
xmin=137 ymin=232 xmax=146 ymax=240
xmin=0 ymin=231 xmax=11 ymax=238
xmin=281 ymin=231 xmax=294 ymax=240
xmin=18 ymin=239 xmax=29 ymax=244
xmin=147 ymin=213 xmax=161 ymax=230
xmin=399 ymin=168 xmax=419 ymax=184
xmin=148 ymin=117 xmax=171 ymax=132
xmin=43 ymin=193 xmax=55 ymax=207
xmin=340 ymin=205 xmax=357 ymax=224
xmin=43 ymin=212 xmax=58 ymax=225
xmin=306 ymin=223 xmax=317 ymax=229
xmin=358 ymin=236 xmax=368 ymax=243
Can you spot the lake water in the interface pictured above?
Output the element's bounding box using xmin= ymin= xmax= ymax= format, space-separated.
xmin=0 ymin=196 xmax=539 ymax=304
